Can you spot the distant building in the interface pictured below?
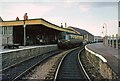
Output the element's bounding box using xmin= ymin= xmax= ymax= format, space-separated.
xmin=94 ymin=36 xmax=103 ymax=43
xmin=68 ymin=26 xmax=94 ymax=43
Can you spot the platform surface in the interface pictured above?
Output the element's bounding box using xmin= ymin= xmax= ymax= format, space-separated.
xmin=86 ymin=43 xmax=119 ymax=75
xmin=0 ymin=44 xmax=57 ymax=54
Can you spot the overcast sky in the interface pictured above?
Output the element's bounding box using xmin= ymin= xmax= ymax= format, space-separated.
xmin=0 ymin=0 xmax=119 ymax=36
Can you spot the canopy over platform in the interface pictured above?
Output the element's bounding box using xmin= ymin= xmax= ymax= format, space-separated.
xmin=0 ymin=18 xmax=78 ymax=46
xmin=0 ymin=18 xmax=75 ymax=34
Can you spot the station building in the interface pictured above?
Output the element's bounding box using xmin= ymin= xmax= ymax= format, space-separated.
xmin=0 ymin=14 xmax=76 ymax=46
xmin=0 ymin=14 xmax=94 ymax=47
xmin=68 ymin=26 xmax=94 ymax=43
xmin=94 ymin=36 xmax=103 ymax=43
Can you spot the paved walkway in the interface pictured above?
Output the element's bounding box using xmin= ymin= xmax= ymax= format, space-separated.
xmin=0 ymin=44 xmax=57 ymax=54
xmin=86 ymin=43 xmax=119 ymax=75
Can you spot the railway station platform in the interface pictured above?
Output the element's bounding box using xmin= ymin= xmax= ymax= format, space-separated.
xmin=0 ymin=44 xmax=57 ymax=54
xmin=85 ymin=43 xmax=119 ymax=79
xmin=0 ymin=44 xmax=58 ymax=70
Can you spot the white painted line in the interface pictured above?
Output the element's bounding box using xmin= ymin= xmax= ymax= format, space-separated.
xmin=85 ymin=45 xmax=107 ymax=62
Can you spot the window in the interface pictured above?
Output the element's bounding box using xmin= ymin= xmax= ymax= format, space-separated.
xmin=2 ymin=26 xmax=13 ymax=35
xmin=4 ymin=27 xmax=6 ymax=34
xmin=0 ymin=27 xmax=2 ymax=34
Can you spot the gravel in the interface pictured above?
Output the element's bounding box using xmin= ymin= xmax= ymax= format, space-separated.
xmin=22 ymin=51 xmax=65 ymax=80
xmin=80 ymin=50 xmax=103 ymax=80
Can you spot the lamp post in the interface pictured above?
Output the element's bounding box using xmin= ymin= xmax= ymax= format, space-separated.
xmin=103 ymin=23 xmax=108 ymax=45
xmin=103 ymin=23 xmax=107 ymax=36
xmin=23 ymin=13 xmax=28 ymax=46
xmin=23 ymin=20 xmax=26 ymax=46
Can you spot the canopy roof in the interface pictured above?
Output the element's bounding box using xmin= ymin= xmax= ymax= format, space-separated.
xmin=0 ymin=18 xmax=75 ymax=33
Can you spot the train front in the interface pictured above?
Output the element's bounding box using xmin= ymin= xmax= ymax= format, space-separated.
xmin=57 ymin=32 xmax=70 ymax=49
xmin=57 ymin=32 xmax=83 ymax=49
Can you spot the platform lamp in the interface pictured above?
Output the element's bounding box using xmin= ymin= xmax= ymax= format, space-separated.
xmin=23 ymin=20 xmax=26 ymax=46
xmin=23 ymin=13 xmax=28 ymax=46
xmin=103 ymin=23 xmax=107 ymax=36
xmin=103 ymin=23 xmax=108 ymax=45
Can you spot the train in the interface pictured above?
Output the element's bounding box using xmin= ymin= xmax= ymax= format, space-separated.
xmin=57 ymin=32 xmax=83 ymax=49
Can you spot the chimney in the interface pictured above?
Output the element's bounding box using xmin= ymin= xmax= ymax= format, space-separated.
xmin=24 ymin=13 xmax=28 ymax=20
xmin=61 ymin=23 xmax=63 ymax=28
xmin=0 ymin=16 xmax=3 ymax=22
xmin=16 ymin=17 xmax=19 ymax=21
xmin=65 ymin=22 xmax=67 ymax=28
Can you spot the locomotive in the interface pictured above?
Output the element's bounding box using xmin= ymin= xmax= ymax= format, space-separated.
xmin=58 ymin=32 xmax=83 ymax=49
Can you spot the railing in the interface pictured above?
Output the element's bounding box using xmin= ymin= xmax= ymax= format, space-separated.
xmin=103 ymin=34 xmax=120 ymax=49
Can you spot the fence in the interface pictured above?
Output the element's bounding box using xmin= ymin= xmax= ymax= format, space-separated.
xmin=103 ymin=34 xmax=119 ymax=49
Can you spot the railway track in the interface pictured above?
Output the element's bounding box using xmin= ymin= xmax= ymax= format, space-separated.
xmin=2 ymin=46 xmax=90 ymax=81
xmin=54 ymin=47 xmax=91 ymax=81
xmin=2 ymin=50 xmax=62 ymax=81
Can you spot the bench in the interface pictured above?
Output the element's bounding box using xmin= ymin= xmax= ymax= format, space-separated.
xmin=4 ymin=44 xmax=20 ymax=49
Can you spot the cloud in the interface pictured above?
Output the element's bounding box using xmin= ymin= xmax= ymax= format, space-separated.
xmin=79 ymin=3 xmax=91 ymax=12
xmin=63 ymin=0 xmax=76 ymax=5
xmin=78 ymin=2 xmax=117 ymax=13
xmin=63 ymin=0 xmax=119 ymax=2
xmin=1 ymin=3 xmax=54 ymax=20
xmin=105 ymin=20 xmax=118 ymax=36
xmin=43 ymin=16 xmax=69 ymax=27
xmin=0 ymin=0 xmax=119 ymax=3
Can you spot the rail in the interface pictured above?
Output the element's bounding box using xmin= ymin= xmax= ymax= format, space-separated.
xmin=54 ymin=46 xmax=89 ymax=81
xmin=78 ymin=48 xmax=91 ymax=81
xmin=2 ymin=50 xmax=61 ymax=81
xmin=53 ymin=48 xmax=76 ymax=81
